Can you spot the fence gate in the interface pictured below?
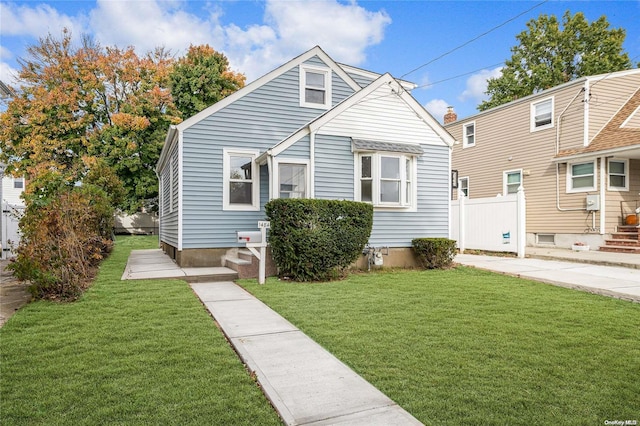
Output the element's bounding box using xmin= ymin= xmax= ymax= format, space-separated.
xmin=450 ymin=188 xmax=526 ymax=258
xmin=2 ymin=202 xmax=23 ymax=260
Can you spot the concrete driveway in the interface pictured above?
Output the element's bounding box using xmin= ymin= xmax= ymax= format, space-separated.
xmin=456 ymin=253 xmax=640 ymax=302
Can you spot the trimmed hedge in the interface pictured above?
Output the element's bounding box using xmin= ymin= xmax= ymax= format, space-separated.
xmin=412 ymin=238 xmax=457 ymax=269
xmin=265 ymin=199 xmax=373 ymax=281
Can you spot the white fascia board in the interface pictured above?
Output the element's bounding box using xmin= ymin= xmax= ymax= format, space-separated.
xmin=338 ymin=63 xmax=418 ymax=90
xmin=175 ymin=46 xmax=361 ymax=133
xmin=157 ymin=125 xmax=178 ymax=173
xmin=396 ymin=85 xmax=456 ymax=147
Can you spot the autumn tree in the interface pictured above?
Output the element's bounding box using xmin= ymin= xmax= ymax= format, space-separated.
xmin=479 ymin=11 xmax=635 ymax=111
xmin=0 ymin=29 xmax=181 ymax=212
xmin=169 ymin=44 xmax=245 ymax=118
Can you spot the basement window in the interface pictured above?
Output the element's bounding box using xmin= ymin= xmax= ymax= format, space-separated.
xmin=536 ymin=234 xmax=555 ymax=245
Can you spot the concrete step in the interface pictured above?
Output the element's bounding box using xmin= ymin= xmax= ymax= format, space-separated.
xmin=182 ymin=267 xmax=239 ymax=283
xmin=599 ymin=245 xmax=640 ymax=254
xmin=617 ymin=225 xmax=640 ymax=233
xmin=225 ymin=256 xmax=252 ymax=273
xmin=238 ymin=249 xmax=255 ymax=262
xmin=604 ymin=239 xmax=640 ymax=247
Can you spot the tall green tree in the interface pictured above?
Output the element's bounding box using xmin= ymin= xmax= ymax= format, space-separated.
xmin=169 ymin=44 xmax=245 ymax=118
xmin=479 ymin=11 xmax=635 ymax=111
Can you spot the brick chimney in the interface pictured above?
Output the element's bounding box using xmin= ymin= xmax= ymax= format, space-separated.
xmin=444 ymin=106 xmax=457 ymax=124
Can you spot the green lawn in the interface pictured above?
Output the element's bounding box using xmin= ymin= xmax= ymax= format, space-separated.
xmin=240 ymin=268 xmax=640 ymax=426
xmin=0 ymin=236 xmax=281 ymax=425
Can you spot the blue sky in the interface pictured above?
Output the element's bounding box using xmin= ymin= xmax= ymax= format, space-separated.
xmin=1 ymin=0 xmax=639 ymax=121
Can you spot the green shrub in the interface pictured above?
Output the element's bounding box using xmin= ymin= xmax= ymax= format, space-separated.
xmin=10 ymin=184 xmax=114 ymax=300
xmin=265 ymin=199 xmax=373 ymax=281
xmin=412 ymin=238 xmax=457 ymax=269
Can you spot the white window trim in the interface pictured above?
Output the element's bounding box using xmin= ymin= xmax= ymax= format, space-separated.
xmin=354 ymin=152 xmax=417 ymax=212
xmin=272 ymin=157 xmax=310 ymax=199
xmin=607 ymin=158 xmax=629 ymax=191
xmin=299 ymin=64 xmax=331 ymax=109
xmin=566 ymin=160 xmax=597 ymax=193
xmin=503 ymin=169 xmax=523 ymax=196
xmin=462 ymin=121 xmax=476 ymax=148
xmin=458 ymin=176 xmax=469 ymax=197
xmin=223 ymin=148 xmax=260 ymax=211
xmin=530 ymin=96 xmax=554 ymax=132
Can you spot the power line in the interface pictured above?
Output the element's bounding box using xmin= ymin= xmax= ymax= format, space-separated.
xmin=415 ymin=62 xmax=505 ymax=90
xmin=400 ymin=0 xmax=548 ymax=79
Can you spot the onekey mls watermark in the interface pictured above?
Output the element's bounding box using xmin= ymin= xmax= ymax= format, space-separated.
xmin=604 ymin=420 xmax=637 ymax=426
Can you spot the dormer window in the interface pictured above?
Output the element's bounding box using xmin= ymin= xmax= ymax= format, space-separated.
xmin=300 ymin=65 xmax=331 ymax=109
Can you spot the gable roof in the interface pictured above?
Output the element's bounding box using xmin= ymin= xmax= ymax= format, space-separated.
xmin=258 ymin=72 xmax=454 ymax=162
xmin=159 ymin=46 xmax=363 ymax=170
xmin=555 ymin=87 xmax=640 ymax=161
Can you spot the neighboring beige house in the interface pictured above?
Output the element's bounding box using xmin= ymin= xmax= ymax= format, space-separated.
xmin=446 ymin=69 xmax=640 ymax=251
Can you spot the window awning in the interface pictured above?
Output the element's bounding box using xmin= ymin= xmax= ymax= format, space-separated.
xmin=351 ymin=139 xmax=423 ymax=155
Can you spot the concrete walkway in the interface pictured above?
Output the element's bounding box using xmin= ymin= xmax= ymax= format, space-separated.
xmin=456 ymin=252 xmax=640 ymax=302
xmin=121 ymin=249 xmax=237 ymax=282
xmin=191 ymin=281 xmax=422 ymax=425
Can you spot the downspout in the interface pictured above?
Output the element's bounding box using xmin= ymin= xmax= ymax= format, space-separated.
xmin=556 ymin=86 xmax=587 ymax=212
xmin=267 ymin=154 xmax=273 ymax=201
xmin=599 ymin=156 xmax=605 ymax=235
xmin=155 ymin=168 xmax=161 ymax=248
xmin=310 ymin=131 xmax=316 ymax=198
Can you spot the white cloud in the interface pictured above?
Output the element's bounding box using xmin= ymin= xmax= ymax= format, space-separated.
xmin=89 ymin=0 xmax=224 ymax=56
xmin=1 ymin=0 xmax=391 ymax=83
xmin=460 ymin=67 xmax=502 ymax=102
xmin=424 ymin=99 xmax=450 ymax=123
xmin=0 ymin=61 xmax=19 ymax=85
xmin=0 ymin=2 xmax=83 ymax=38
xmin=225 ymin=0 xmax=391 ymax=79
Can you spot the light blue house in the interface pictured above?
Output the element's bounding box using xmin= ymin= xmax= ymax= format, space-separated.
xmin=157 ymin=46 xmax=454 ymax=269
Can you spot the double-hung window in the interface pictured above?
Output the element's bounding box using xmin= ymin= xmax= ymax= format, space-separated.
xmin=278 ymin=161 xmax=308 ymax=199
xmin=223 ymin=149 xmax=259 ymax=211
xmin=357 ymin=153 xmax=416 ymax=208
xmin=531 ymin=97 xmax=554 ymax=131
xmin=458 ymin=177 xmax=469 ymax=197
xmin=504 ymin=170 xmax=522 ymax=195
xmin=463 ymin=122 xmax=475 ymax=148
xmin=567 ymin=161 xmax=596 ymax=192
xmin=300 ymin=65 xmax=331 ymax=109
xmin=608 ymin=159 xmax=628 ymax=191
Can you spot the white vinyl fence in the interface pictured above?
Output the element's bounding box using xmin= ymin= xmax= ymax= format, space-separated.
xmin=451 ymin=188 xmax=526 ymax=258
xmin=2 ymin=202 xmax=24 ymax=260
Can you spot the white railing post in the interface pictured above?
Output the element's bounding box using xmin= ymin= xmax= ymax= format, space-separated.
xmin=517 ymin=186 xmax=526 ymax=258
xmin=458 ymin=189 xmax=466 ymax=254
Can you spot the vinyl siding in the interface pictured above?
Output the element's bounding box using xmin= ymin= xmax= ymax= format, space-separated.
xmin=314 ymin=134 xmax=354 ymax=200
xmin=313 ymin=82 xmax=451 ymax=245
xmin=180 ymin=57 xmax=356 ymax=249
xmin=448 ymin=73 xmax=640 ymax=235
xmin=319 ymin=83 xmax=446 ymax=147
xmin=588 ymin=73 xmax=640 ymax=141
xmin=1 ymin=176 xmax=24 ymax=206
xmin=279 ymin=135 xmax=310 ymax=159
xmin=371 ymin=144 xmax=450 ymax=246
xmin=160 ymin=142 xmax=179 ymax=247
xmin=344 ymin=71 xmax=376 ymax=88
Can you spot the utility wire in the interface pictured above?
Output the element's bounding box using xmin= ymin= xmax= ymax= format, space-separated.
xmin=415 ymin=62 xmax=505 ymax=90
xmin=400 ymin=0 xmax=549 ymax=79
